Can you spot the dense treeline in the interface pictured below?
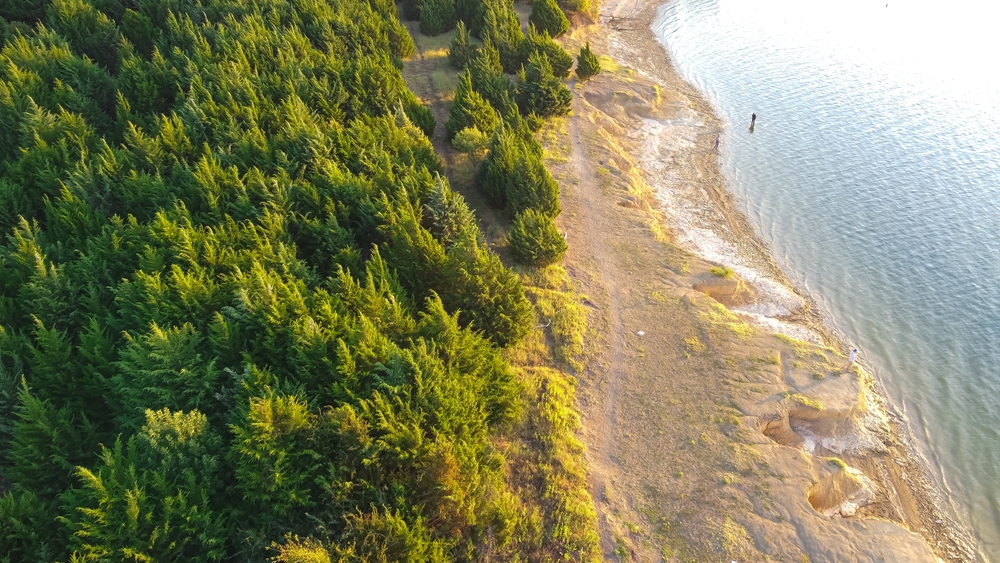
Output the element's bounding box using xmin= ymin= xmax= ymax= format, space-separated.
xmin=435 ymin=0 xmax=582 ymax=267
xmin=0 ymin=0 xmax=598 ymax=561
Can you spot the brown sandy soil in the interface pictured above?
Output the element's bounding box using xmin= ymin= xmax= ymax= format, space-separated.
xmin=546 ymin=0 xmax=983 ymax=560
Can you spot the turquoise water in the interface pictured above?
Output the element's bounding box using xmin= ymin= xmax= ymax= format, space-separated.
xmin=653 ymin=0 xmax=1000 ymax=556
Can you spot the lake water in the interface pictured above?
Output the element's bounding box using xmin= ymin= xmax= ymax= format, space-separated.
xmin=652 ymin=0 xmax=1000 ymax=557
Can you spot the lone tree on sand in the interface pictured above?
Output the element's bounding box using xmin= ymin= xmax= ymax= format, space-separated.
xmin=575 ymin=42 xmax=601 ymax=81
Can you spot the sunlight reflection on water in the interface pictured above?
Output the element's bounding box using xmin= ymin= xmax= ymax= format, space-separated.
xmin=653 ymin=0 xmax=1000 ymax=556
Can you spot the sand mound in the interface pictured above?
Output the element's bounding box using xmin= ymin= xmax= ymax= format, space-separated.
xmin=692 ymin=271 xmax=757 ymax=307
xmin=807 ymin=465 xmax=876 ymax=517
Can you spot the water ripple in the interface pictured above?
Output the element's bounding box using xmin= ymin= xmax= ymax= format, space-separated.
xmin=655 ymin=0 xmax=1000 ymax=556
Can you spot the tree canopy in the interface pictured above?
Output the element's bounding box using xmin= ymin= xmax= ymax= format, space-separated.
xmin=0 ymin=0 xmax=600 ymax=561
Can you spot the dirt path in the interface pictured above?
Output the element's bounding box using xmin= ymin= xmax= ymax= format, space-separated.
xmin=566 ymin=77 xmax=627 ymax=557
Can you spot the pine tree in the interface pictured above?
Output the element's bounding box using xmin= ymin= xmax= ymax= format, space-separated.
xmin=478 ymin=124 xmax=520 ymax=210
xmin=529 ymin=0 xmax=570 ymax=38
xmin=507 ymin=152 xmax=561 ymax=217
xmin=402 ymin=99 xmax=437 ymax=138
xmin=230 ymin=393 xmax=320 ymax=518
xmin=517 ymin=51 xmax=573 ymax=118
xmin=419 ymin=0 xmax=456 ymax=36
xmin=477 ymin=123 xmax=560 ymax=217
xmin=481 ymin=0 xmax=525 ymax=73
xmin=8 ymin=383 xmax=100 ymax=501
xmin=402 ymin=0 xmax=421 ymax=20
xmin=441 ymin=230 xmax=534 ymax=347
xmin=469 ymin=41 xmax=518 ymax=117
xmin=0 ymin=0 xmax=46 ymax=22
xmin=423 ymin=174 xmax=478 ymax=248
xmin=520 ymin=24 xmax=574 ymax=78
xmin=455 ymin=0 xmax=486 ymax=36
xmin=576 ymin=41 xmax=602 ymax=81
xmin=47 ymin=0 xmax=123 ymax=72
xmin=448 ymin=20 xmax=478 ymax=69
xmin=446 ymin=71 xmax=501 ymax=141
xmin=509 ymin=209 xmax=567 ymax=266
xmin=65 ymin=413 xmax=228 ymax=563
xmin=111 ymin=323 xmax=220 ymax=428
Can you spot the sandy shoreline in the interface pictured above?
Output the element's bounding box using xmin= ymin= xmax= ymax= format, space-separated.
xmin=565 ymin=0 xmax=984 ymax=559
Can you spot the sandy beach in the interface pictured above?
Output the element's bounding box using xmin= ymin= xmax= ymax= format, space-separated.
xmin=548 ymin=0 xmax=985 ymax=559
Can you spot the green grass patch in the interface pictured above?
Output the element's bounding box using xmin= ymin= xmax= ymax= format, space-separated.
xmin=775 ymin=333 xmax=812 ymax=359
xmin=710 ymin=265 xmax=733 ymax=278
xmin=517 ymin=265 xmax=588 ymax=371
xmin=431 ymin=69 xmax=460 ymax=96
xmin=784 ymin=392 xmax=824 ymax=411
xmin=826 ymin=457 xmax=847 ymax=470
xmin=684 ymin=336 xmax=706 ymax=354
xmin=409 ymin=26 xmax=458 ymax=53
xmin=514 ymin=367 xmax=601 ymax=560
xmin=699 ymin=303 xmax=756 ymax=341
xmin=598 ymin=54 xmax=620 ymax=73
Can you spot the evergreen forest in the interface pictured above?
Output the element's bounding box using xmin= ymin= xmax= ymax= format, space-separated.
xmin=0 ymin=0 xmax=601 ymax=561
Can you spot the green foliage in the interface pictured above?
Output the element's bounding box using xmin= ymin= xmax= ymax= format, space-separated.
xmin=520 ymin=25 xmax=574 ymax=79
xmin=518 ymin=51 xmax=572 ymax=119
xmin=452 ymin=126 xmax=490 ymax=158
xmin=419 ymin=0 xmax=457 ymax=36
xmin=454 ymin=0 xmax=485 ymax=37
xmin=710 ymin=265 xmax=734 ymax=278
xmin=0 ymin=0 xmax=594 ymax=559
xmin=439 ymin=232 xmax=534 ymax=347
xmin=402 ymin=0 xmax=421 ymax=20
xmin=469 ymin=41 xmax=517 ymax=117
xmin=575 ymin=41 xmax=601 ymax=81
xmin=64 ymin=411 xmax=228 ymax=562
xmin=272 ymin=536 xmax=332 ymax=563
xmin=0 ymin=489 xmax=63 ymax=562
xmin=402 ymin=99 xmax=437 ymax=139
xmin=481 ymin=0 xmax=524 ymax=73
xmin=423 ymin=174 xmax=478 ymax=248
xmin=112 ymin=323 xmax=220 ymax=428
xmin=529 ymin=0 xmax=570 ymax=38
xmin=509 ymin=209 xmax=567 ymax=267
xmin=559 ymin=0 xmax=592 ymax=16
xmin=230 ymin=393 xmax=320 ymax=518
xmin=46 ymin=0 xmax=121 ymax=72
xmin=446 ymin=71 xmax=500 ymax=141
xmin=0 ymin=0 xmax=48 ymax=22
xmin=447 ymin=20 xmax=477 ymax=70
xmin=478 ymin=120 xmax=559 ymax=217
xmin=8 ymin=382 xmax=100 ymax=501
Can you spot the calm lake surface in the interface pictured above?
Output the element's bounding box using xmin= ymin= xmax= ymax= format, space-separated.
xmin=653 ymin=0 xmax=1000 ymax=556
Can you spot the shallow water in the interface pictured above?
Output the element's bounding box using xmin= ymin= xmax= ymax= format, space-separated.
xmin=652 ymin=0 xmax=1000 ymax=556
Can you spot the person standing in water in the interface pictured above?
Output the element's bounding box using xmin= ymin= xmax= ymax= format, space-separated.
xmin=750 ymin=112 xmax=757 ymax=127
xmin=848 ymin=348 xmax=858 ymax=369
